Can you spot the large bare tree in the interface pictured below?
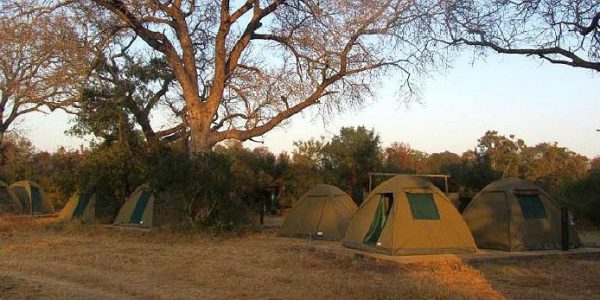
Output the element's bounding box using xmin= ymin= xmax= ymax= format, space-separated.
xmin=73 ymin=0 xmax=448 ymax=154
xmin=444 ymin=0 xmax=600 ymax=72
xmin=0 ymin=2 xmax=99 ymax=148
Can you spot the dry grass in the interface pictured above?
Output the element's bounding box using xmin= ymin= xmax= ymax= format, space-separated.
xmin=1 ymin=217 xmax=599 ymax=300
xmin=579 ymin=230 xmax=600 ymax=247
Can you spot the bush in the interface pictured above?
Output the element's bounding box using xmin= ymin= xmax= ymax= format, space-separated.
xmin=558 ymin=170 xmax=600 ymax=227
xmin=78 ymin=143 xmax=146 ymax=221
xmin=147 ymin=147 xmax=252 ymax=231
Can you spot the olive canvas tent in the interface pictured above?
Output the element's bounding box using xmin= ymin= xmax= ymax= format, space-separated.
xmin=343 ymin=175 xmax=477 ymax=256
xmin=279 ymin=184 xmax=358 ymax=240
xmin=462 ymin=177 xmax=581 ymax=251
xmin=9 ymin=180 xmax=54 ymax=215
xmin=58 ymin=191 xmax=96 ymax=222
xmin=0 ymin=179 xmax=22 ymax=213
xmin=113 ymin=186 xmax=154 ymax=227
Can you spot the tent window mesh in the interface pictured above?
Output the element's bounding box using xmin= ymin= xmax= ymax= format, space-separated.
xmin=516 ymin=194 xmax=546 ymax=219
xmin=406 ymin=193 xmax=440 ymax=220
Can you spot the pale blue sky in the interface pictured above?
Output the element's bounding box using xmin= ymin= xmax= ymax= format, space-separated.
xmin=19 ymin=53 xmax=600 ymax=158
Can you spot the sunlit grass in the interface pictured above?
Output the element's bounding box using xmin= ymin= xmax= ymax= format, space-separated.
xmin=1 ymin=217 xmax=599 ymax=300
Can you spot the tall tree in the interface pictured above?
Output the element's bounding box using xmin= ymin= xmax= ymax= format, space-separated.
xmin=522 ymin=142 xmax=589 ymax=193
xmin=0 ymin=3 xmax=94 ymax=148
xmin=74 ymin=0 xmax=449 ymax=154
xmin=477 ymin=130 xmax=526 ymax=177
xmin=423 ymin=151 xmax=461 ymax=174
xmin=322 ymin=126 xmax=382 ymax=203
xmin=382 ymin=142 xmax=428 ymax=173
xmin=72 ymin=51 xmax=186 ymax=149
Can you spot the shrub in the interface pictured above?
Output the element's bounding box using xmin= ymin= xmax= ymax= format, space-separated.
xmin=558 ymin=170 xmax=600 ymax=227
xmin=147 ymin=147 xmax=252 ymax=231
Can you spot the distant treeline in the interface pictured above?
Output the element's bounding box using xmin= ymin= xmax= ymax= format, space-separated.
xmin=1 ymin=127 xmax=598 ymax=228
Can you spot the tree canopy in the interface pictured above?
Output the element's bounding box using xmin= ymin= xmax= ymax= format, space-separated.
xmin=55 ymin=0 xmax=451 ymax=153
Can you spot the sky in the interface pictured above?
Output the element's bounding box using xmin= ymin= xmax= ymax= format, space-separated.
xmin=18 ymin=53 xmax=600 ymax=158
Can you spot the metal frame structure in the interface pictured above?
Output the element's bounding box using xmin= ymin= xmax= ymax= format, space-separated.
xmin=368 ymin=172 xmax=450 ymax=193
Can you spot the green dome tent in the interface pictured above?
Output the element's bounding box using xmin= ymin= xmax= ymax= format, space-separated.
xmin=9 ymin=180 xmax=54 ymax=215
xmin=58 ymin=191 xmax=96 ymax=223
xmin=343 ymin=175 xmax=477 ymax=256
xmin=113 ymin=186 xmax=154 ymax=227
xmin=462 ymin=177 xmax=581 ymax=251
xmin=279 ymin=184 xmax=357 ymax=240
xmin=0 ymin=179 xmax=22 ymax=213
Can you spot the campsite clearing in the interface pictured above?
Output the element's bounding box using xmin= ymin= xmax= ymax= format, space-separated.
xmin=1 ymin=218 xmax=600 ymax=300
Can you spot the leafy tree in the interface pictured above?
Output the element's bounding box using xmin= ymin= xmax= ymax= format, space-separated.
xmin=71 ymin=49 xmax=185 ymax=149
xmin=322 ymin=126 xmax=382 ymax=203
xmin=77 ymin=141 xmax=147 ymax=220
xmin=560 ymin=170 xmax=600 ymax=226
xmin=283 ymin=138 xmax=326 ymax=205
xmin=423 ymin=151 xmax=461 ymax=174
xmin=522 ymin=142 xmax=589 ymax=193
xmin=0 ymin=133 xmax=36 ymax=181
xmin=477 ymin=130 xmax=526 ymax=177
xmin=382 ymin=142 xmax=428 ymax=173
xmin=453 ymin=149 xmax=501 ymax=196
xmin=590 ymin=156 xmax=600 ymax=170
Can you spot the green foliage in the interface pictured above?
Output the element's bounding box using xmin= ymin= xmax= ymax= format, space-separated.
xmin=0 ymin=133 xmax=36 ymax=182
xmin=321 ymin=126 xmax=382 ymax=204
xmin=382 ymin=142 xmax=427 ymax=173
xmin=78 ymin=143 xmax=147 ymax=221
xmin=147 ymin=146 xmax=251 ymax=231
xmin=476 ymin=131 xmax=589 ymax=194
xmin=281 ymin=138 xmax=326 ymax=206
xmin=441 ymin=150 xmax=502 ymax=201
xmin=69 ymin=55 xmax=175 ymax=148
xmin=477 ymin=130 xmax=526 ymax=177
xmin=559 ymin=170 xmax=600 ymax=226
xmin=522 ymin=142 xmax=588 ymax=194
xmin=3 ymin=126 xmax=598 ymax=228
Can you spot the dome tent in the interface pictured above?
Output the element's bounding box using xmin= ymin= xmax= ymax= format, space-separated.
xmin=279 ymin=184 xmax=357 ymax=240
xmin=0 ymin=179 xmax=22 ymax=213
xmin=9 ymin=180 xmax=54 ymax=215
xmin=113 ymin=185 xmax=154 ymax=227
xmin=58 ymin=190 xmax=96 ymax=223
xmin=462 ymin=177 xmax=581 ymax=251
xmin=343 ymin=175 xmax=476 ymax=256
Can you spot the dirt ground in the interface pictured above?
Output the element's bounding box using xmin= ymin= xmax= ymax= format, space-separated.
xmin=1 ymin=218 xmax=600 ymax=300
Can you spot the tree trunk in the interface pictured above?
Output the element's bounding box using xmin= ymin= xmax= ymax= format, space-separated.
xmin=0 ymin=130 xmax=5 ymax=165
xmin=188 ymin=121 xmax=214 ymax=155
xmin=186 ymin=98 xmax=216 ymax=155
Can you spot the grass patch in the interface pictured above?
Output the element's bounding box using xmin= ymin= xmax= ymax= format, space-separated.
xmin=1 ymin=217 xmax=600 ymax=299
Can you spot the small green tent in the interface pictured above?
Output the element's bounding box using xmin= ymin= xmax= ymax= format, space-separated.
xmin=58 ymin=191 xmax=96 ymax=223
xmin=462 ymin=177 xmax=581 ymax=251
xmin=343 ymin=175 xmax=477 ymax=256
xmin=9 ymin=180 xmax=54 ymax=215
xmin=279 ymin=184 xmax=358 ymax=240
xmin=0 ymin=179 xmax=22 ymax=213
xmin=113 ymin=185 xmax=154 ymax=227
